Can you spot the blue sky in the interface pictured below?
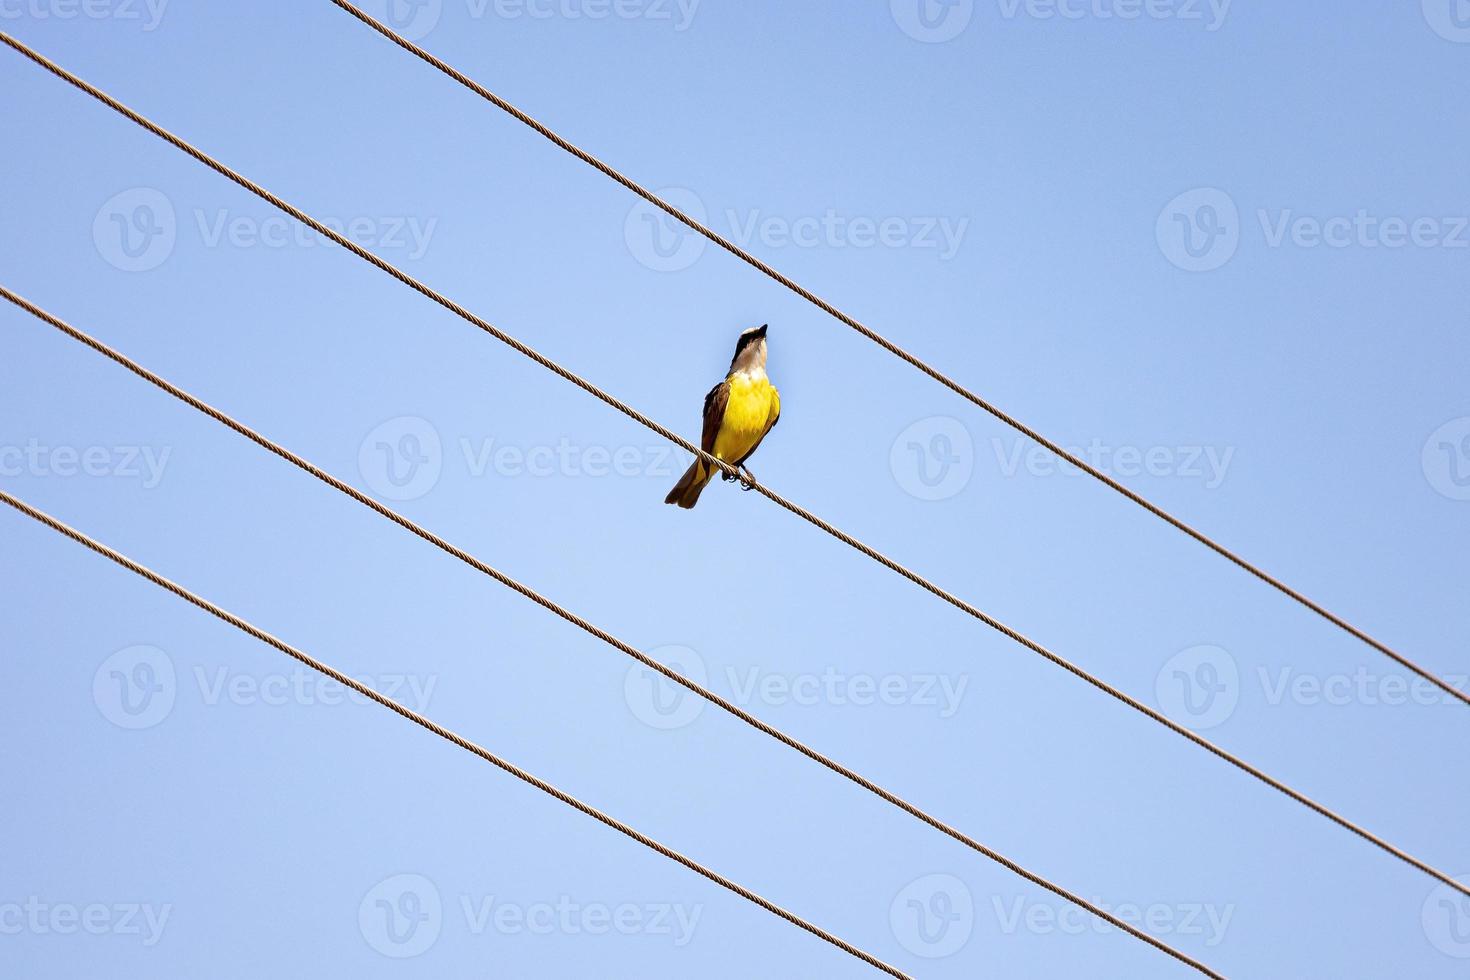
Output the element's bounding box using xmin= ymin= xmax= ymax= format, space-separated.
xmin=2 ymin=1 xmax=1469 ymax=977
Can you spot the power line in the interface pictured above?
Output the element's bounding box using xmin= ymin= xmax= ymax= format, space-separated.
xmin=0 ymin=285 xmax=1228 ymax=979
xmin=322 ymin=0 xmax=1468 ymax=712
xmin=4 ymin=29 xmax=1462 ymax=901
xmin=0 ymin=488 xmax=909 ymax=979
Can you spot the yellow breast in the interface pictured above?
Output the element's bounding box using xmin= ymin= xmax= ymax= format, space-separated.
xmin=714 ymin=374 xmax=778 ymax=463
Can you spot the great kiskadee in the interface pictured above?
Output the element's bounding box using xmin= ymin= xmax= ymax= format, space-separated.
xmin=664 ymin=324 xmax=781 ymax=509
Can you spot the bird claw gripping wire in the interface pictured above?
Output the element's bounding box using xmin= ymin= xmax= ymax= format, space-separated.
xmin=718 ymin=464 xmax=757 ymax=489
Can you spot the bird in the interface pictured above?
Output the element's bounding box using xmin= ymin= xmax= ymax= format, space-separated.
xmin=664 ymin=324 xmax=780 ymax=509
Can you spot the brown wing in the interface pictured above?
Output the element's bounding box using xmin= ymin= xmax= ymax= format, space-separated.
xmin=700 ymin=380 xmax=730 ymax=456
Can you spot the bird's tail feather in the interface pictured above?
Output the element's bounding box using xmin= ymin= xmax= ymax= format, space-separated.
xmin=664 ymin=460 xmax=713 ymax=509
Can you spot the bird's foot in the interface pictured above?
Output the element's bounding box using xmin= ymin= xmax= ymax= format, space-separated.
xmin=737 ymin=466 xmax=757 ymax=491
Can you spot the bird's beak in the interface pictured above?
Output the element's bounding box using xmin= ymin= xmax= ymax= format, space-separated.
xmin=754 ymin=324 xmax=768 ymax=338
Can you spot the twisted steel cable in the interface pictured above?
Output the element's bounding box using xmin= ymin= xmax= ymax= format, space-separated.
xmin=0 ymin=487 xmax=910 ymax=980
xmin=321 ymin=0 xmax=1468 ymax=711
xmin=1 ymin=30 xmax=1465 ymax=903
xmin=0 ymin=284 xmax=1226 ymax=979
